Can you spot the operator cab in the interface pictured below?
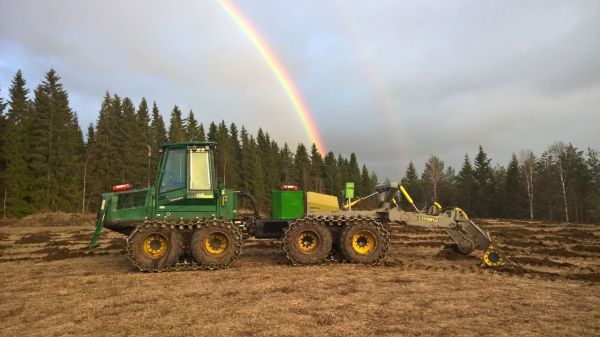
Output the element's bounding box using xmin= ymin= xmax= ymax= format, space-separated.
xmin=158 ymin=142 xmax=215 ymax=195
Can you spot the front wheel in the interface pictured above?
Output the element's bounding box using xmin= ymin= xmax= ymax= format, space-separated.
xmin=128 ymin=225 xmax=183 ymax=271
xmin=283 ymin=218 xmax=333 ymax=266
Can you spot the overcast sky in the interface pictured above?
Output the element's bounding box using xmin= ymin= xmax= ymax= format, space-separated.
xmin=1 ymin=0 xmax=599 ymax=180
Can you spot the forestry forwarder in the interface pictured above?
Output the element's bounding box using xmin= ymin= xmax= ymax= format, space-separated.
xmin=89 ymin=141 xmax=503 ymax=272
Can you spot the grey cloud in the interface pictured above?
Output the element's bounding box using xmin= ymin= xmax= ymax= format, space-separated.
xmin=1 ymin=0 xmax=599 ymax=180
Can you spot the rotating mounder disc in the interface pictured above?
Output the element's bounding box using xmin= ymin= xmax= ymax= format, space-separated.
xmin=482 ymin=247 xmax=504 ymax=267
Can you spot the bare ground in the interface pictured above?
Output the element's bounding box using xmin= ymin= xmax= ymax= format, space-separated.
xmin=0 ymin=215 xmax=599 ymax=337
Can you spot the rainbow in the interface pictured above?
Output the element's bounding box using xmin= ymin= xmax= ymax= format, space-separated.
xmin=217 ymin=0 xmax=325 ymax=154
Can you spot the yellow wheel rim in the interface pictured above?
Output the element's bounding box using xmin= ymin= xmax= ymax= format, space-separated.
xmin=143 ymin=234 xmax=168 ymax=258
xmin=204 ymin=232 xmax=229 ymax=254
xmin=352 ymin=230 xmax=376 ymax=255
xmin=297 ymin=230 xmax=319 ymax=253
xmin=483 ymin=248 xmax=503 ymax=267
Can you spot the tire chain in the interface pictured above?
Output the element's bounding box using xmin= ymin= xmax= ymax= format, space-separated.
xmin=126 ymin=218 xmax=243 ymax=272
xmin=282 ymin=215 xmax=390 ymax=267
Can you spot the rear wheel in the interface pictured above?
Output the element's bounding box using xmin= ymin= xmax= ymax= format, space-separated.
xmin=128 ymin=225 xmax=183 ymax=271
xmin=190 ymin=219 xmax=243 ymax=268
xmin=339 ymin=219 xmax=388 ymax=264
xmin=283 ymin=218 xmax=332 ymax=265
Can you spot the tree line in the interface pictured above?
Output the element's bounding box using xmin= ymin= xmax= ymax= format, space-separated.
xmin=0 ymin=69 xmax=377 ymax=218
xmin=1 ymin=69 xmax=598 ymax=223
xmin=400 ymin=144 xmax=600 ymax=223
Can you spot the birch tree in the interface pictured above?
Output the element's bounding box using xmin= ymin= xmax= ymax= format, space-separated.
xmin=519 ymin=150 xmax=536 ymax=220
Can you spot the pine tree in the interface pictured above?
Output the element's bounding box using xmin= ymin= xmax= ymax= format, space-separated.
xmin=168 ymin=105 xmax=185 ymax=143
xmin=2 ymin=71 xmax=34 ymax=217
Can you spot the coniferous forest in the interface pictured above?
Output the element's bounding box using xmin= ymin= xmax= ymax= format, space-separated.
xmin=1 ymin=69 xmax=599 ymax=223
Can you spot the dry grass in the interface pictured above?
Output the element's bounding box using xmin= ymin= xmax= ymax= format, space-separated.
xmin=0 ymin=215 xmax=599 ymax=337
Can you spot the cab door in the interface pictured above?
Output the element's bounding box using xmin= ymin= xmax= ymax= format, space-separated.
xmin=156 ymin=147 xmax=188 ymax=214
xmin=156 ymin=146 xmax=217 ymax=219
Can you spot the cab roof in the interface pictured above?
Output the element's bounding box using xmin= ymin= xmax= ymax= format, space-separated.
xmin=161 ymin=141 xmax=217 ymax=149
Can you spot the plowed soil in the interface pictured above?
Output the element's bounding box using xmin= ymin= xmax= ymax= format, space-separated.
xmin=0 ymin=215 xmax=599 ymax=337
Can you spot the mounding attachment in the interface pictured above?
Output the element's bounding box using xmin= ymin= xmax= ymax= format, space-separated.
xmin=283 ymin=217 xmax=333 ymax=266
xmin=127 ymin=224 xmax=184 ymax=271
xmin=338 ymin=218 xmax=389 ymax=265
xmin=482 ymin=247 xmax=504 ymax=267
xmin=190 ymin=219 xmax=243 ymax=269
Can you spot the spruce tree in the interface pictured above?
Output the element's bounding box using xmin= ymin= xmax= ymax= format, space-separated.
xmin=504 ymin=153 xmax=523 ymax=218
xmin=198 ymin=123 xmax=206 ymax=141
xmin=0 ymin=87 xmax=7 ymax=218
xmin=322 ymin=151 xmax=339 ymax=195
xmin=168 ymin=105 xmax=185 ymax=143
xmin=150 ymin=101 xmax=167 ymax=180
xmin=309 ymin=143 xmax=324 ymax=192
xmin=473 ymin=146 xmax=495 ymax=217
xmin=121 ymin=97 xmax=139 ymax=184
xmin=293 ymin=144 xmax=310 ymax=189
xmin=456 ymin=155 xmax=477 ymax=214
xmin=136 ymin=98 xmax=152 ymax=187
xmin=401 ymin=162 xmax=422 ymax=209
xmin=185 ymin=110 xmax=200 ymax=141
xmin=279 ymin=143 xmax=294 ymax=185
xmin=348 ymin=153 xmax=361 ymax=188
xmin=2 ymin=71 xmax=34 ymax=217
xmin=228 ymin=122 xmax=241 ymax=188
xmin=29 ymin=69 xmax=84 ymax=211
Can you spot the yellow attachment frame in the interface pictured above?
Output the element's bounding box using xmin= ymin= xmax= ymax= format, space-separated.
xmin=454 ymin=207 xmax=469 ymax=219
xmin=342 ymin=192 xmax=377 ymax=209
xmin=399 ymin=184 xmax=420 ymax=213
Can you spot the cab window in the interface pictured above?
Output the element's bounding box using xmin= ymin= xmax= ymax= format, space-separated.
xmin=190 ymin=150 xmax=211 ymax=190
xmin=159 ymin=148 xmax=186 ymax=193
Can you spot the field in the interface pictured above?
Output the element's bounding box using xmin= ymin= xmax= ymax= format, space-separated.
xmin=1 ymin=213 xmax=599 ymax=337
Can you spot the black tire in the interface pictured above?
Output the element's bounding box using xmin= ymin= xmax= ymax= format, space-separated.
xmin=283 ymin=218 xmax=332 ymax=265
xmin=338 ymin=219 xmax=388 ymax=264
xmin=128 ymin=225 xmax=183 ymax=270
xmin=190 ymin=219 xmax=243 ymax=268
